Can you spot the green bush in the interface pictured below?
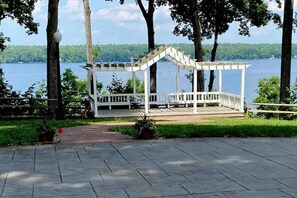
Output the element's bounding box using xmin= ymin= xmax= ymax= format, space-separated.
xmin=253 ymin=76 xmax=280 ymax=119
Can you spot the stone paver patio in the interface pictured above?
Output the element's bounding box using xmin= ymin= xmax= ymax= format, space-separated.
xmin=1 ymin=138 xmax=297 ymax=197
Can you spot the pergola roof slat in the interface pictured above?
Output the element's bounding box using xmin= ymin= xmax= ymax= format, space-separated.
xmin=87 ymin=45 xmax=249 ymax=72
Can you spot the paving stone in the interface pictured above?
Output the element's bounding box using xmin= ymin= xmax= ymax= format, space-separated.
xmin=143 ymin=174 xmax=191 ymax=186
xmin=184 ymin=172 xmax=226 ymax=183
xmin=181 ymin=179 xmax=246 ymax=194
xmin=2 ymin=139 xmax=297 ymax=197
xmin=194 ymin=192 xmax=228 ymax=198
xmin=236 ymin=163 xmax=280 ymax=179
xmin=91 ymin=170 xmax=149 ymax=190
xmin=95 ymin=188 xmax=129 ymax=198
xmin=125 ymin=184 xmax=190 ymax=198
xmin=224 ymin=189 xmax=292 ymax=198
xmin=275 ymin=177 xmax=297 ymax=188
xmin=6 ymin=170 xmax=61 ymax=186
xmin=33 ymin=182 xmax=96 ymax=198
xmin=233 ymin=177 xmax=287 ymax=191
xmin=34 ymin=160 xmax=58 ymax=171
xmin=279 ymin=188 xmax=297 ymax=197
xmin=1 ymin=183 xmax=33 ymax=197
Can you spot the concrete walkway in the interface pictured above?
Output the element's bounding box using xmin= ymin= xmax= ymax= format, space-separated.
xmin=1 ymin=138 xmax=297 ymax=197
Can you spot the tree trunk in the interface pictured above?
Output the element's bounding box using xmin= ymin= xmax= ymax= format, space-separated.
xmin=83 ymin=0 xmax=94 ymax=95
xmin=192 ymin=3 xmax=204 ymax=92
xmin=208 ymin=31 xmax=219 ymax=92
xmin=147 ymin=14 xmax=157 ymax=93
xmin=137 ymin=0 xmax=157 ymax=93
xmin=83 ymin=0 xmax=94 ymax=64
xmin=280 ymin=0 xmax=293 ymax=104
xmin=46 ymin=0 xmax=59 ymax=117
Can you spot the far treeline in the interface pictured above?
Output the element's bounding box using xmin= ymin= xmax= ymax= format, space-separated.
xmin=1 ymin=43 xmax=297 ymax=64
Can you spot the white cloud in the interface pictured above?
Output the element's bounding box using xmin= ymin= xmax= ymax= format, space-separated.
xmin=267 ymin=0 xmax=297 ymax=12
xmin=32 ymin=0 xmax=43 ymax=15
xmin=93 ymin=4 xmax=142 ymax=23
xmin=92 ymin=30 xmax=100 ymax=35
xmin=155 ymin=6 xmax=171 ymax=19
xmin=61 ymin=0 xmax=84 ymax=21
xmin=32 ymin=0 xmax=47 ymax=20
xmin=155 ymin=22 xmax=175 ymax=32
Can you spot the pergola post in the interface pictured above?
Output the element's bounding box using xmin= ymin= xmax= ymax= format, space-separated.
xmin=132 ymin=71 xmax=136 ymax=96
xmin=92 ymin=69 xmax=99 ymax=117
xmin=176 ymin=66 xmax=180 ymax=103
xmin=144 ymin=69 xmax=149 ymax=115
xmin=193 ymin=68 xmax=197 ymax=114
xmin=87 ymin=70 xmax=93 ymax=111
xmin=240 ymin=68 xmax=245 ymax=112
xmin=218 ymin=70 xmax=222 ymax=107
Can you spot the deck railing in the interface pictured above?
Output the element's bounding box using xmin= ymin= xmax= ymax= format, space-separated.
xmin=96 ymin=92 xmax=240 ymax=110
xmin=220 ymin=92 xmax=241 ymax=110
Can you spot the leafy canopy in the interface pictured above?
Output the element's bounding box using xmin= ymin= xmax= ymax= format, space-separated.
xmin=0 ymin=0 xmax=39 ymax=51
xmin=157 ymin=0 xmax=281 ymax=41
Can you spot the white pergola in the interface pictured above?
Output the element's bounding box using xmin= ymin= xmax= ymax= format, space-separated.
xmin=85 ymin=45 xmax=250 ymax=118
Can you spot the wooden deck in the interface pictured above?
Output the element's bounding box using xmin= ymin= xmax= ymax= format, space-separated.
xmin=97 ymin=106 xmax=243 ymax=118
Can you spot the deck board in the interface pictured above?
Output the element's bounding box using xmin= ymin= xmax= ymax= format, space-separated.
xmin=97 ymin=106 xmax=242 ymax=118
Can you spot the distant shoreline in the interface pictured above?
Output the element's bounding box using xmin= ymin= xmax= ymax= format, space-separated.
xmin=1 ymin=43 xmax=297 ymax=64
xmin=1 ymin=58 xmax=285 ymax=65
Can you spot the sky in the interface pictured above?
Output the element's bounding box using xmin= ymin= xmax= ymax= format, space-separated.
xmin=1 ymin=0 xmax=296 ymax=46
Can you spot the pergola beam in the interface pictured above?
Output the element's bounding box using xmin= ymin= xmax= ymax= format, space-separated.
xmin=144 ymin=69 xmax=149 ymax=115
xmin=240 ymin=68 xmax=246 ymax=112
xmin=193 ymin=68 xmax=197 ymax=114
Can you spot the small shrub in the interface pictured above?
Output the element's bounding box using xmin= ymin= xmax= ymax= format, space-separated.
xmin=134 ymin=115 xmax=157 ymax=139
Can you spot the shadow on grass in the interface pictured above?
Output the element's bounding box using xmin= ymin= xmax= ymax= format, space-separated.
xmin=110 ymin=124 xmax=297 ymax=139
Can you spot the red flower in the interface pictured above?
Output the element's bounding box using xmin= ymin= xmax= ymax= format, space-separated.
xmin=57 ymin=128 xmax=63 ymax=134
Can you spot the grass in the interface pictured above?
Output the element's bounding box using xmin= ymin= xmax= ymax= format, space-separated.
xmin=0 ymin=118 xmax=135 ymax=147
xmin=111 ymin=118 xmax=297 ymax=139
xmin=3 ymin=117 xmax=297 ymax=147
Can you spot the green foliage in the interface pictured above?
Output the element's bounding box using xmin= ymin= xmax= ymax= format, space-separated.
xmin=253 ymin=76 xmax=297 ymax=119
xmin=254 ymin=76 xmax=280 ymax=104
xmin=93 ymin=44 xmax=101 ymax=61
xmin=112 ymin=118 xmax=297 ymax=139
xmin=125 ymin=77 xmax=144 ymax=93
xmin=0 ymin=119 xmax=108 ymax=146
xmin=36 ymin=119 xmax=56 ymax=135
xmin=0 ymin=66 xmax=32 ymax=116
xmin=35 ymin=80 xmax=47 ymax=98
xmin=1 ymin=44 xmax=293 ymax=63
xmin=32 ymin=68 xmax=103 ymax=117
xmin=106 ymin=74 xmax=144 ymax=94
xmin=106 ymin=75 xmax=126 ymax=94
xmin=253 ymin=76 xmax=280 ymax=119
xmin=0 ymin=0 xmax=39 ymax=51
xmin=61 ymin=68 xmax=102 ymax=117
xmin=134 ymin=115 xmax=157 ymax=139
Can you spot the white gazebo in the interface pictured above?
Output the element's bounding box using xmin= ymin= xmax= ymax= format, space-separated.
xmin=85 ymin=45 xmax=250 ymax=118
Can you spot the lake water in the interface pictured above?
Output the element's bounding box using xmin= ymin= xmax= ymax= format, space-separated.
xmin=2 ymin=59 xmax=297 ymax=103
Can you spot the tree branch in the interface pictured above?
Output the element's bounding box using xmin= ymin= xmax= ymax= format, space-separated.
xmin=137 ymin=0 xmax=148 ymax=21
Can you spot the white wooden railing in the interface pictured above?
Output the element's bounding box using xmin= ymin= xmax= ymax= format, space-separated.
xmin=220 ymin=92 xmax=241 ymax=110
xmin=94 ymin=92 xmax=241 ymax=110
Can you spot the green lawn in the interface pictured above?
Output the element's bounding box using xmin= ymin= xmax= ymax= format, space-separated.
xmin=2 ymin=117 xmax=297 ymax=147
xmin=0 ymin=118 xmax=134 ymax=147
xmin=111 ymin=118 xmax=297 ymax=139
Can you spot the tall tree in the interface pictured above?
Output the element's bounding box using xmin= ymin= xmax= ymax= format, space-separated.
xmin=0 ymin=0 xmax=38 ymax=51
xmin=116 ymin=0 xmax=157 ymax=93
xmin=157 ymin=0 xmax=204 ymax=91
xmin=83 ymin=0 xmax=95 ymax=95
xmin=280 ymin=0 xmax=294 ymax=103
xmin=46 ymin=0 xmax=59 ymax=117
xmin=200 ymin=0 xmax=281 ymax=91
xmin=83 ymin=0 xmax=94 ymax=63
